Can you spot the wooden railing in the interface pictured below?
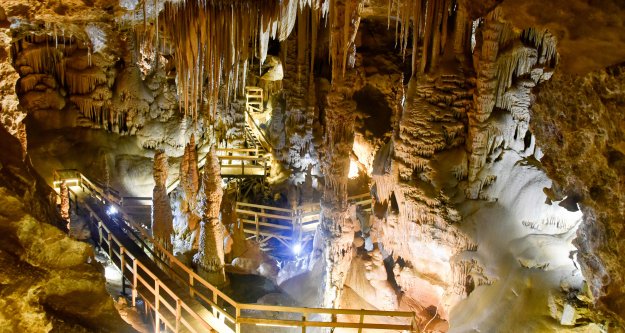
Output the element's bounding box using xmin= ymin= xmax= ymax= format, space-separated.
xmin=84 ymin=203 xmax=230 ymax=333
xmin=164 ymin=147 xmax=270 ymax=193
xmin=235 ymin=202 xmax=295 ymax=247
xmin=244 ymin=108 xmax=273 ymax=154
xmin=54 ymin=171 xmax=415 ymax=332
xmin=235 ymin=194 xmax=372 ymax=248
xmin=244 ymin=86 xmax=263 ymax=113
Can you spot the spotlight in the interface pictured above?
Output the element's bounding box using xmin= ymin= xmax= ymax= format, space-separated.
xmin=292 ymin=243 xmax=302 ymax=256
xmin=107 ymin=205 xmax=118 ymax=216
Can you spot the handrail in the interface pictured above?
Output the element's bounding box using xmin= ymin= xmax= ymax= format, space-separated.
xmin=83 ymin=201 xmax=224 ymax=333
xmin=244 ymin=108 xmax=273 ymax=154
xmin=166 ymin=147 xmax=269 ymax=193
xmin=54 ymin=170 xmax=416 ymax=332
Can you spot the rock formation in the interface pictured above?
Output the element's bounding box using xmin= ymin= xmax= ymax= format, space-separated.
xmin=193 ymin=147 xmax=228 ymax=287
xmin=59 ymin=180 xmax=70 ymax=229
xmin=172 ymin=134 xmax=203 ymax=256
xmin=532 ymin=67 xmax=625 ymax=326
xmin=151 ymin=149 xmax=173 ymax=252
xmin=0 ymin=120 xmax=133 ymax=332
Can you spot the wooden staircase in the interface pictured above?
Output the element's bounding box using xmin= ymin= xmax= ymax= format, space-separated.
xmin=244 ymin=86 xmax=263 ymax=113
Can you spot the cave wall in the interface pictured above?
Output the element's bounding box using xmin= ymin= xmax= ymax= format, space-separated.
xmin=0 ymin=119 xmax=133 ymax=332
xmin=532 ymin=66 xmax=625 ymax=325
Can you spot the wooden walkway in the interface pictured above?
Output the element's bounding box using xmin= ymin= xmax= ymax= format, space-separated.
xmin=53 ymin=170 xmax=416 ymax=332
xmin=164 ymin=87 xmax=272 ymax=193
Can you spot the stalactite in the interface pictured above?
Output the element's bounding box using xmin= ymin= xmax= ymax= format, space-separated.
xmin=161 ymin=0 xmax=282 ymax=118
xmin=66 ymin=70 xmax=107 ymax=95
xmin=391 ymin=0 xmax=459 ymax=75
xmin=328 ymin=0 xmax=363 ymax=82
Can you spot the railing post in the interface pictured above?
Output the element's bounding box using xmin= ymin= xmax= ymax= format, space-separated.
xmin=189 ymin=274 xmax=194 ymax=298
xmin=107 ymin=233 xmax=112 ymax=258
xmin=154 ymin=279 xmax=160 ymax=333
xmin=302 ymin=314 xmax=307 ymax=333
xmin=132 ymin=259 xmax=138 ymax=307
xmin=120 ymin=246 xmax=126 ymax=295
xmin=175 ymin=298 xmax=181 ymax=333
xmin=235 ymin=307 xmax=241 ymax=333
xmin=212 ymin=291 xmax=218 ymax=318
xmin=98 ymin=220 xmax=103 ymax=246
xmin=255 ymin=213 xmax=259 ymax=242
xmin=358 ymin=313 xmax=364 ymax=333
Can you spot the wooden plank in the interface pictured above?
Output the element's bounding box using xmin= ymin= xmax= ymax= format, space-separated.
xmin=218 ymin=155 xmax=264 ymax=161
xmin=239 ymin=219 xmax=292 ymax=230
xmin=235 ymin=202 xmax=293 ymax=213
xmin=236 ymin=303 xmax=414 ymax=317
xmin=243 ymin=230 xmax=291 ymax=241
xmin=216 ymin=148 xmax=259 ymax=153
xmin=236 ymin=209 xmax=294 ymax=221
xmin=237 ymin=318 xmax=413 ymax=330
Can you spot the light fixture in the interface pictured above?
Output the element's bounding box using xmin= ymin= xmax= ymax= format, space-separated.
xmin=292 ymin=243 xmax=302 ymax=256
xmin=107 ymin=205 xmax=118 ymax=215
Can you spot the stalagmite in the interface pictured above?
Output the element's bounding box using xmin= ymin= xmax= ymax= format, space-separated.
xmin=180 ymin=135 xmax=200 ymax=213
xmin=193 ymin=147 xmax=228 ymax=287
xmin=152 ymin=150 xmax=174 ymax=252
xmin=17 ymin=123 xmax=27 ymax=160
xmin=60 ymin=180 xmax=70 ymax=230
xmin=178 ymin=134 xmax=202 ymax=246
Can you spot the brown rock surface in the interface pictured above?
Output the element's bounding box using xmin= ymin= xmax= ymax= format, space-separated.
xmin=532 ymin=66 xmax=625 ymax=325
xmin=0 ymin=123 xmax=133 ymax=332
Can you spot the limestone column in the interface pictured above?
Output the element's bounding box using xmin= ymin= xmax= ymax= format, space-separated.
xmin=466 ymin=9 xmax=504 ymax=198
xmin=318 ymin=0 xmax=364 ymax=309
xmin=152 ymin=150 xmax=174 ymax=252
xmin=193 ymin=147 xmax=228 ymax=287
xmin=319 ymin=87 xmax=358 ymax=309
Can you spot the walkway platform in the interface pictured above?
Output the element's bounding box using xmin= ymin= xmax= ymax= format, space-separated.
xmin=54 ymin=171 xmax=415 ymax=332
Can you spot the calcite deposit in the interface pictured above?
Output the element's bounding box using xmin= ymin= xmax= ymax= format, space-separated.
xmin=0 ymin=0 xmax=624 ymax=332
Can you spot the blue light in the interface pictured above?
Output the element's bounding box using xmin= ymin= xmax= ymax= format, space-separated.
xmin=292 ymin=243 xmax=302 ymax=256
xmin=107 ymin=205 xmax=118 ymax=215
